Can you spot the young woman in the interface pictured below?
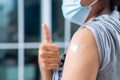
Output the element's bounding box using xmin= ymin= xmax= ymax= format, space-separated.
xmin=39 ymin=0 xmax=120 ymax=80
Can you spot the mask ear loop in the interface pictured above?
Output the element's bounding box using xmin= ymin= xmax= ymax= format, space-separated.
xmin=89 ymin=0 xmax=98 ymax=7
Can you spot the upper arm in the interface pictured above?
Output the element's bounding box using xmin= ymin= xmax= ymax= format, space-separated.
xmin=61 ymin=28 xmax=100 ymax=80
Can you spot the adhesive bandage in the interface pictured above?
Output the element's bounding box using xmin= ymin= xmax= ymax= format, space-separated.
xmin=69 ymin=44 xmax=79 ymax=52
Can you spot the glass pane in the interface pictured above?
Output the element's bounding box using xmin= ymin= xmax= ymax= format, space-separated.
xmin=0 ymin=0 xmax=18 ymax=43
xmin=24 ymin=0 xmax=41 ymax=42
xmin=52 ymin=0 xmax=64 ymax=42
xmin=59 ymin=48 xmax=65 ymax=58
xmin=71 ymin=23 xmax=79 ymax=38
xmin=24 ymin=49 xmax=40 ymax=80
xmin=0 ymin=49 xmax=18 ymax=80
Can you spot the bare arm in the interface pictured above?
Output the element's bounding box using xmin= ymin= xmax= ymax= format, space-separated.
xmin=39 ymin=24 xmax=60 ymax=80
xmin=39 ymin=67 xmax=53 ymax=80
xmin=62 ymin=28 xmax=100 ymax=80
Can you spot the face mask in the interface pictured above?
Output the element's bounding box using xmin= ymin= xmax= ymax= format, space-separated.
xmin=62 ymin=0 xmax=98 ymax=25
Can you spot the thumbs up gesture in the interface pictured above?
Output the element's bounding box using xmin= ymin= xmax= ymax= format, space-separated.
xmin=39 ymin=24 xmax=60 ymax=70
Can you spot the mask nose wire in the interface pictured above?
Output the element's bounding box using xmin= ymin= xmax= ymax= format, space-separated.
xmin=89 ymin=0 xmax=98 ymax=7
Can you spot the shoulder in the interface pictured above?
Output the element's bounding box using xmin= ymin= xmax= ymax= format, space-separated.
xmin=69 ymin=27 xmax=100 ymax=67
xmin=61 ymin=28 xmax=100 ymax=80
xmin=71 ymin=27 xmax=97 ymax=49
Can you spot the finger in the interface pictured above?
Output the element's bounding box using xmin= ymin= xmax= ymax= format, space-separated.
xmin=47 ymin=58 xmax=60 ymax=64
xmin=47 ymin=63 xmax=59 ymax=70
xmin=39 ymin=50 xmax=60 ymax=58
xmin=40 ymin=61 xmax=59 ymax=70
xmin=39 ymin=50 xmax=49 ymax=58
xmin=40 ymin=58 xmax=60 ymax=66
xmin=42 ymin=24 xmax=52 ymax=43
xmin=47 ymin=51 xmax=60 ymax=58
xmin=39 ymin=43 xmax=59 ymax=52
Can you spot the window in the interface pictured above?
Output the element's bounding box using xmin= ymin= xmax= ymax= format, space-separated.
xmin=0 ymin=0 xmax=79 ymax=80
xmin=0 ymin=49 xmax=18 ymax=80
xmin=0 ymin=0 xmax=18 ymax=43
xmin=52 ymin=0 xmax=64 ymax=42
xmin=24 ymin=0 xmax=41 ymax=42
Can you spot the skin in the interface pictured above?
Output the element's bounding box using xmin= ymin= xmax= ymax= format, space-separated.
xmin=39 ymin=24 xmax=60 ymax=80
xmin=39 ymin=0 xmax=111 ymax=80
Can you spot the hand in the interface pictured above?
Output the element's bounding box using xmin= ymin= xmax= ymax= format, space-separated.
xmin=38 ymin=24 xmax=60 ymax=70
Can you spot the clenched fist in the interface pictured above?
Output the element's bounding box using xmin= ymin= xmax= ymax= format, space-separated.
xmin=38 ymin=24 xmax=60 ymax=70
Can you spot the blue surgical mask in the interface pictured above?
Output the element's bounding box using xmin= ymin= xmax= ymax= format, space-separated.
xmin=62 ymin=0 xmax=98 ymax=25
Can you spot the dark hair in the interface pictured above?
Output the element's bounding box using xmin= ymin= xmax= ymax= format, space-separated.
xmin=109 ymin=0 xmax=120 ymax=11
xmin=96 ymin=0 xmax=120 ymax=15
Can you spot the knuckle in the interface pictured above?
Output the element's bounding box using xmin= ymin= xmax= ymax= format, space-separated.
xmin=39 ymin=51 xmax=48 ymax=58
xmin=41 ymin=59 xmax=48 ymax=63
xmin=39 ymin=44 xmax=45 ymax=49
xmin=56 ymin=63 xmax=59 ymax=66
xmin=52 ymin=44 xmax=59 ymax=49
xmin=53 ymin=44 xmax=58 ymax=47
xmin=57 ymin=53 xmax=60 ymax=57
xmin=57 ymin=59 xmax=60 ymax=63
xmin=54 ymin=64 xmax=59 ymax=68
xmin=39 ymin=57 xmax=49 ymax=64
xmin=58 ymin=58 xmax=61 ymax=63
xmin=39 ymin=51 xmax=44 ymax=57
xmin=55 ymin=47 xmax=59 ymax=51
xmin=56 ymin=58 xmax=60 ymax=61
xmin=49 ymin=64 xmax=59 ymax=69
xmin=39 ymin=50 xmax=44 ymax=55
xmin=42 ymin=63 xmax=48 ymax=69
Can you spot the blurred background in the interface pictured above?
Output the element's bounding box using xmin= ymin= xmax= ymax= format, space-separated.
xmin=0 ymin=0 xmax=79 ymax=80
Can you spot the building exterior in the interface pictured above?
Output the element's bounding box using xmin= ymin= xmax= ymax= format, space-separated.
xmin=0 ymin=0 xmax=79 ymax=80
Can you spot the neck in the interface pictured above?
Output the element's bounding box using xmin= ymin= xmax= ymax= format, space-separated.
xmin=86 ymin=3 xmax=111 ymax=22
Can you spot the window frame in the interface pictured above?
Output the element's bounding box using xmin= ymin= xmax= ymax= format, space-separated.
xmin=0 ymin=0 xmax=72 ymax=80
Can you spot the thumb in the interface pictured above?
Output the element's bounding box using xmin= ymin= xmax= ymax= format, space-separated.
xmin=42 ymin=24 xmax=52 ymax=43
